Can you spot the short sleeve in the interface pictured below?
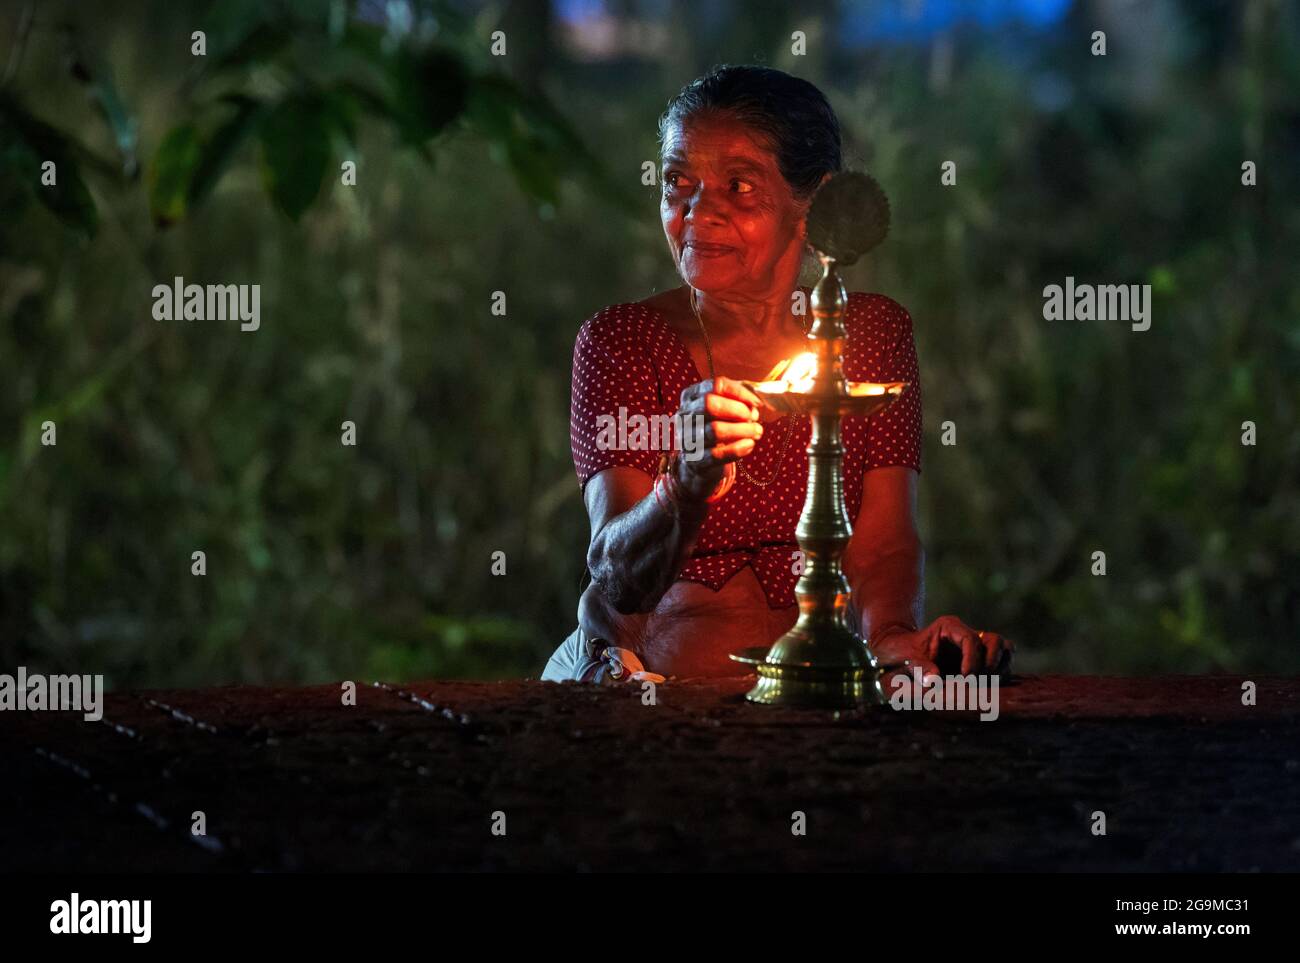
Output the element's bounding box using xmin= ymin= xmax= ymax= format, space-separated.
xmin=570 ymin=308 xmax=666 ymax=490
xmin=865 ymin=301 xmax=922 ymax=473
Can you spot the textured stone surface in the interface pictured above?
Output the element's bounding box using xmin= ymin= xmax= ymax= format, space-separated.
xmin=4 ymin=674 xmax=1299 ymax=871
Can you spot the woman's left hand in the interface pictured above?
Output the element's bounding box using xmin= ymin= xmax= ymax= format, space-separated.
xmin=871 ymin=615 xmax=1014 ymax=678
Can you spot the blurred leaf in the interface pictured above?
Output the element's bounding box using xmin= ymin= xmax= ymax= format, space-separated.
xmin=502 ymin=137 xmax=560 ymax=206
xmin=338 ymin=19 xmax=386 ymax=63
xmin=319 ymin=88 xmax=358 ymax=147
xmin=213 ymin=23 xmax=293 ymax=71
xmin=466 ymin=75 xmax=635 ymax=214
xmin=0 ymin=96 xmax=99 ymax=237
xmin=148 ymin=124 xmax=201 ymax=226
xmin=189 ymin=96 xmax=264 ymax=207
xmin=258 ymin=94 xmax=331 ymax=220
xmin=29 ymin=156 xmax=98 ymax=237
xmin=1149 ymin=264 xmax=1178 ymax=294
xmin=148 ymin=98 xmax=265 ymax=225
xmin=391 ymin=46 xmax=469 ymax=146
xmin=464 ymin=75 xmax=520 ymax=141
xmin=338 ymin=41 xmax=469 ymax=149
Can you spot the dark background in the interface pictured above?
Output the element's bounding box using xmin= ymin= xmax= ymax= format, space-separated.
xmin=1 ymin=0 xmax=1297 ymax=688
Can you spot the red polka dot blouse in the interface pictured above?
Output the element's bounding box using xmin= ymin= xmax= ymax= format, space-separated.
xmin=570 ymin=291 xmax=922 ymax=609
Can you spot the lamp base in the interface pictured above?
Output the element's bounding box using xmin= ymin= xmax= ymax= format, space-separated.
xmin=730 ymin=646 xmax=886 ymax=709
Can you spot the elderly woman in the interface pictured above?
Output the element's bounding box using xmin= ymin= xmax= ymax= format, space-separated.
xmin=542 ymin=65 xmax=1012 ymax=685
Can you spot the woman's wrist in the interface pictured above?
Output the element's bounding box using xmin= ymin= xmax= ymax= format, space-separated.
xmin=867 ymin=619 xmax=917 ymax=648
xmin=652 ymin=456 xmax=704 ymax=521
xmin=668 ymin=452 xmax=734 ymax=504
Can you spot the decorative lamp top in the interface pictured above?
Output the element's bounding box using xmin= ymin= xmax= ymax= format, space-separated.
xmin=805 ymin=171 xmax=891 ymax=266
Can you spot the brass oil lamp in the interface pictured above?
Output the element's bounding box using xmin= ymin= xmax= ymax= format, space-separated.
xmin=729 ymin=172 xmax=908 ymax=709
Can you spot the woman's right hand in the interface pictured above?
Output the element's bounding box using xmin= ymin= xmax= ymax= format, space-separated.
xmin=872 ymin=616 xmax=1014 ymax=686
xmin=673 ymin=376 xmax=765 ymax=500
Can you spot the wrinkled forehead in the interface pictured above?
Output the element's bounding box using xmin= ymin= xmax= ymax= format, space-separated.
xmin=660 ymin=113 xmax=780 ymax=172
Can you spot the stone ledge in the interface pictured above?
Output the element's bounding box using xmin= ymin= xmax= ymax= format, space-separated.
xmin=5 ymin=674 xmax=1298 ymax=871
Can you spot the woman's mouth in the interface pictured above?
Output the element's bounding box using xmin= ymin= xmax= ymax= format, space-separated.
xmin=684 ymin=241 xmax=735 ymax=258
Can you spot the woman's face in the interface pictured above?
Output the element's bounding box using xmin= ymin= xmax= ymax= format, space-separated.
xmin=660 ymin=114 xmax=810 ymax=299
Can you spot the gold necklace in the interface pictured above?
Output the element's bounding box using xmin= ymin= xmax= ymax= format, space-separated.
xmin=688 ymin=288 xmax=803 ymax=488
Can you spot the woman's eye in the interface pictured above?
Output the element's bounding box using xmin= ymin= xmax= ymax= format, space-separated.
xmin=731 ymin=178 xmax=754 ymax=194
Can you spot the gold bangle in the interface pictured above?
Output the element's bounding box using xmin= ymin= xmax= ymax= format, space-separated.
xmin=664 ymin=451 xmax=732 ymax=504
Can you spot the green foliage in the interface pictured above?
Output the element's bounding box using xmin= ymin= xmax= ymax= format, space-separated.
xmin=0 ymin=95 xmax=99 ymax=236
xmin=16 ymin=0 xmax=620 ymax=230
xmin=258 ymin=94 xmax=333 ymax=219
xmin=148 ymin=124 xmax=202 ymax=224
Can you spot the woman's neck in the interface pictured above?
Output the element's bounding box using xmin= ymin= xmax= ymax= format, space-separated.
xmin=691 ymin=282 xmax=804 ymax=340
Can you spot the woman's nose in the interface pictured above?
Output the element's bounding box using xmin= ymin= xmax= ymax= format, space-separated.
xmin=684 ymin=185 xmax=725 ymax=224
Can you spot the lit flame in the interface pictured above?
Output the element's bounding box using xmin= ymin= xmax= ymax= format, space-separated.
xmin=782 ymin=352 xmax=818 ymax=391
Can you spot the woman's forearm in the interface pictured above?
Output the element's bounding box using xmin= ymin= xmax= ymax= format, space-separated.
xmin=587 ymin=481 xmax=709 ymax=614
xmin=850 ymin=542 xmax=925 ymax=642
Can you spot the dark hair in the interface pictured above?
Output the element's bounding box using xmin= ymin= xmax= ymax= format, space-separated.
xmin=658 ymin=65 xmax=842 ymax=201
